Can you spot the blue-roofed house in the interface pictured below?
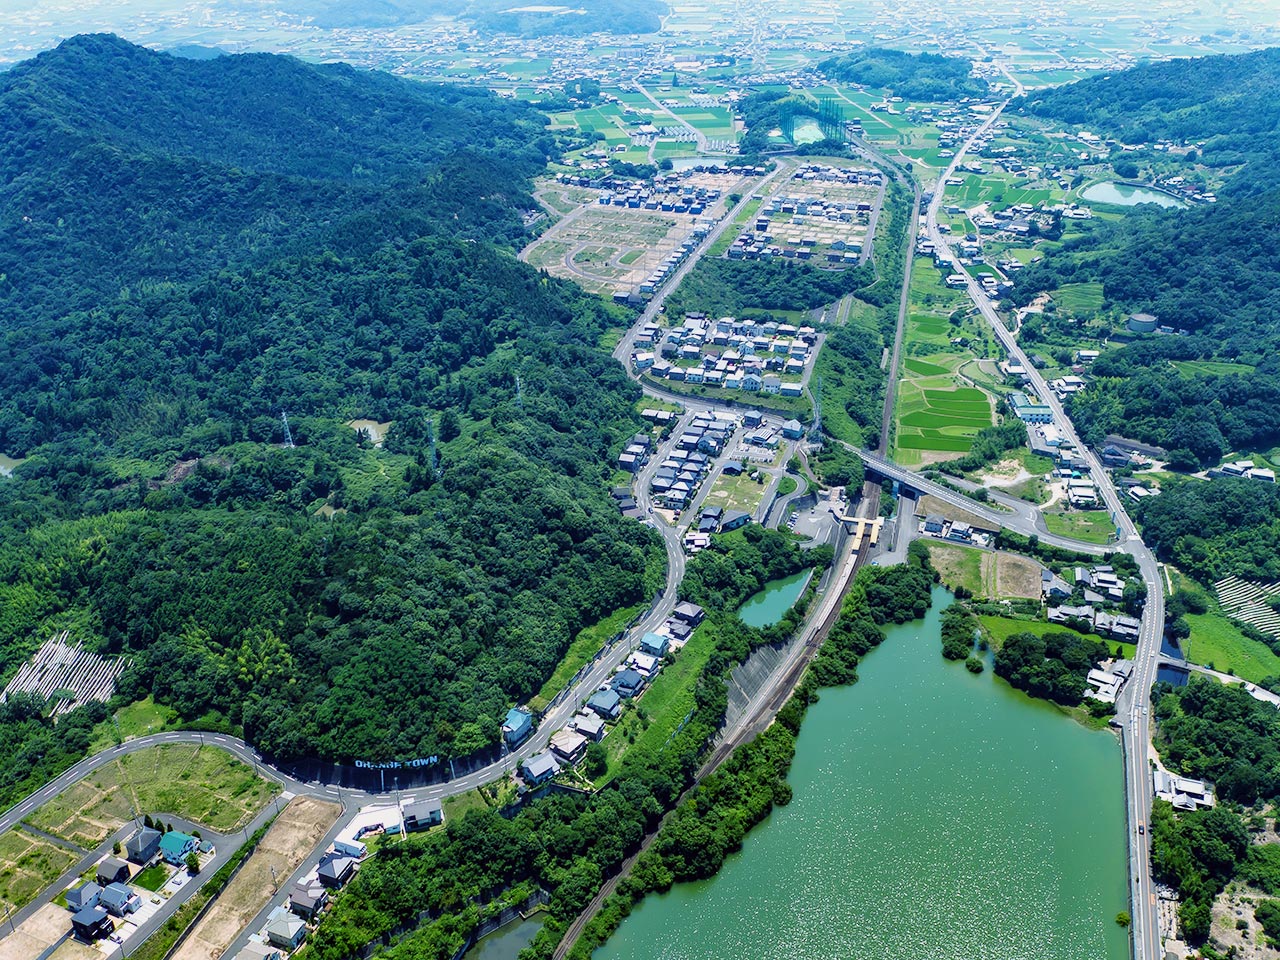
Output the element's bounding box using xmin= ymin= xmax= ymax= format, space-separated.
xmin=640 ymin=632 xmax=669 ymax=658
xmin=521 ymin=751 xmax=560 ymax=786
xmin=502 ymin=708 xmax=533 ymax=747
xmin=586 ymin=689 xmax=621 ymax=719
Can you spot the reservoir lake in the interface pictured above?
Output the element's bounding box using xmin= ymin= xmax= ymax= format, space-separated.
xmin=597 ymin=586 xmax=1129 ymax=960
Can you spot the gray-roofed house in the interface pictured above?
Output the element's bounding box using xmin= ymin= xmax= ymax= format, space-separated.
xmin=125 ymin=826 xmax=161 ymax=865
xmin=672 ymin=602 xmax=705 ymax=626
xmin=612 ymin=669 xmax=645 ymax=698
xmin=573 ymin=712 xmax=605 ymax=742
xmin=266 ymin=909 xmax=308 ymax=950
xmin=317 ymin=853 xmax=357 ymax=889
xmin=587 ymin=689 xmax=621 ymax=719
xmin=401 ymin=798 xmax=444 ymax=833
xmin=99 ymin=882 xmax=140 ymax=916
xmin=289 ymin=878 xmax=329 ymax=921
xmin=923 ymin=514 xmax=945 ymax=534
xmin=720 ymin=509 xmax=751 ymax=532
xmin=66 ymin=882 xmax=102 ymax=913
xmin=72 ymin=905 xmax=114 ymax=942
xmin=237 ymin=944 xmax=283 ymax=960
xmin=96 ymin=857 xmax=131 ymax=887
xmin=782 ymin=419 xmax=805 ymax=440
xmin=521 ymin=751 xmax=560 ymax=786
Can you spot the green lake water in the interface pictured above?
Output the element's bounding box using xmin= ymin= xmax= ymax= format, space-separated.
xmin=1081 ymin=181 xmax=1186 ymax=208
xmin=737 ymin=570 xmax=813 ymax=628
xmin=597 ymin=586 xmax=1129 ymax=960
xmin=462 ymin=918 xmax=542 ymax=960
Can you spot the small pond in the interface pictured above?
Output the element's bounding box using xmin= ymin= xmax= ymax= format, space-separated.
xmin=737 ymin=570 xmax=813 ymax=628
xmin=1081 ymin=181 xmax=1186 ymax=208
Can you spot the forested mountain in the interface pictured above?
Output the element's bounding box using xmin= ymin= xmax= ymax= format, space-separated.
xmin=0 ymin=33 xmax=553 ymax=323
xmin=0 ymin=35 xmax=661 ymax=766
xmin=818 ymin=48 xmax=989 ymax=101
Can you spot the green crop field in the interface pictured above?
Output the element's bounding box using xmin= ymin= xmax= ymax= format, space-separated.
xmin=1172 ymin=359 xmax=1257 ymax=377
xmin=1051 ymin=282 xmax=1104 ymax=315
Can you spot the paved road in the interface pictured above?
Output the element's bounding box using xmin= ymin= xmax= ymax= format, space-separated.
xmin=923 ymin=86 xmax=1165 ymax=960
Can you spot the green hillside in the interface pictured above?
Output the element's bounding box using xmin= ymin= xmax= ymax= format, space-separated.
xmin=0 ymin=35 xmax=660 ymax=770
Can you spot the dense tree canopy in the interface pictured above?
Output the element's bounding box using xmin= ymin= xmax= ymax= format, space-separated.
xmin=992 ymin=630 xmax=1108 ymax=705
xmin=818 ymin=48 xmax=989 ymax=101
xmin=0 ymin=35 xmax=663 ymax=764
xmin=1135 ymin=479 xmax=1280 ymax=583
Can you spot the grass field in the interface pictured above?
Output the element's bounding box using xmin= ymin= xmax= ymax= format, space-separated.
xmin=929 ymin=545 xmax=1044 ymax=600
xmin=133 ymin=864 xmax=170 ymax=892
xmin=27 ymin=745 xmax=279 ymax=847
xmin=90 ymin=696 xmax=179 ymax=751
xmin=701 ymin=467 xmax=769 ymax=516
xmin=1183 ymin=611 xmax=1280 ymax=685
xmin=530 ymin=604 xmax=644 ymax=712
xmin=0 ymin=829 xmax=77 ymax=915
xmin=1043 ymin=509 xmax=1115 ymax=545
xmin=978 ymin=615 xmax=1133 ymax=659
xmin=602 ymin=624 xmax=717 ymax=778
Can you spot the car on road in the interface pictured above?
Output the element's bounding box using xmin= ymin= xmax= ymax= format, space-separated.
xmin=1138 ymin=824 xmax=1145 ymax=835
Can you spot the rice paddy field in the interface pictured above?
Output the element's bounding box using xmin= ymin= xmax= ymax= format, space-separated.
xmin=891 ymin=261 xmax=996 ymax=465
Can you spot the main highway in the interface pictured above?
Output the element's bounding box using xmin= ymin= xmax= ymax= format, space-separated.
xmin=924 ymin=88 xmax=1164 ymax=960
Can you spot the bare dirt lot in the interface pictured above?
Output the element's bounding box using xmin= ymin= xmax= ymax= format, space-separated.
xmin=172 ymin=797 xmax=341 ymax=960
xmin=0 ymin=903 xmax=97 ymax=960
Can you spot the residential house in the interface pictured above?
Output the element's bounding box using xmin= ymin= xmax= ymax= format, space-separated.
xmin=158 ymin=831 xmax=198 ymax=866
xmin=640 ymin=632 xmax=670 ymax=658
xmin=923 ymin=514 xmax=945 ymax=535
xmin=612 ymin=669 xmax=645 ymax=698
xmin=721 ymin=510 xmax=751 ymax=532
xmin=289 ymin=878 xmax=329 ymax=921
xmin=72 ymin=906 xmax=114 ymax=942
xmin=550 ymin=729 xmax=589 ymax=764
xmin=586 ymin=691 xmax=622 ymax=721
xmin=317 ymin=853 xmax=357 ymax=889
xmin=1044 ymin=576 xmax=1073 ymax=600
xmin=266 ymin=908 xmax=308 ymax=951
xmin=237 ymin=944 xmax=283 ymax=960
xmin=781 ymin=419 xmax=804 ymax=440
xmin=572 ymin=713 xmax=605 ymax=742
xmin=125 ymin=826 xmax=161 ymax=865
xmin=99 ymin=883 xmax=141 ymax=917
xmin=502 ymin=707 xmax=533 ymax=747
xmin=401 ymin=798 xmax=444 ymax=833
xmin=761 ymin=374 xmax=782 ymax=394
xmin=66 ymin=883 xmax=102 ymax=913
xmin=672 ymin=602 xmax=705 ymax=626
xmin=629 ymin=651 xmax=660 ymax=678
xmin=96 ymin=858 xmax=130 ymax=887
xmin=521 ymin=751 xmax=560 ymax=786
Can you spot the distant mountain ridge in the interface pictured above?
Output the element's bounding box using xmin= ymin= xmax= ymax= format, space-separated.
xmin=0 ymin=34 xmax=553 ymax=323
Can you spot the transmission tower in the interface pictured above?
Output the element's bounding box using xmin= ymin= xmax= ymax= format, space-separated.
xmin=280 ymin=410 xmax=295 ymax=448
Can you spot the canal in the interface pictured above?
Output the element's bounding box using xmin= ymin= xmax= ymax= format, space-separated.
xmin=737 ymin=570 xmax=813 ymax=628
xmin=597 ymin=586 xmax=1129 ymax=960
